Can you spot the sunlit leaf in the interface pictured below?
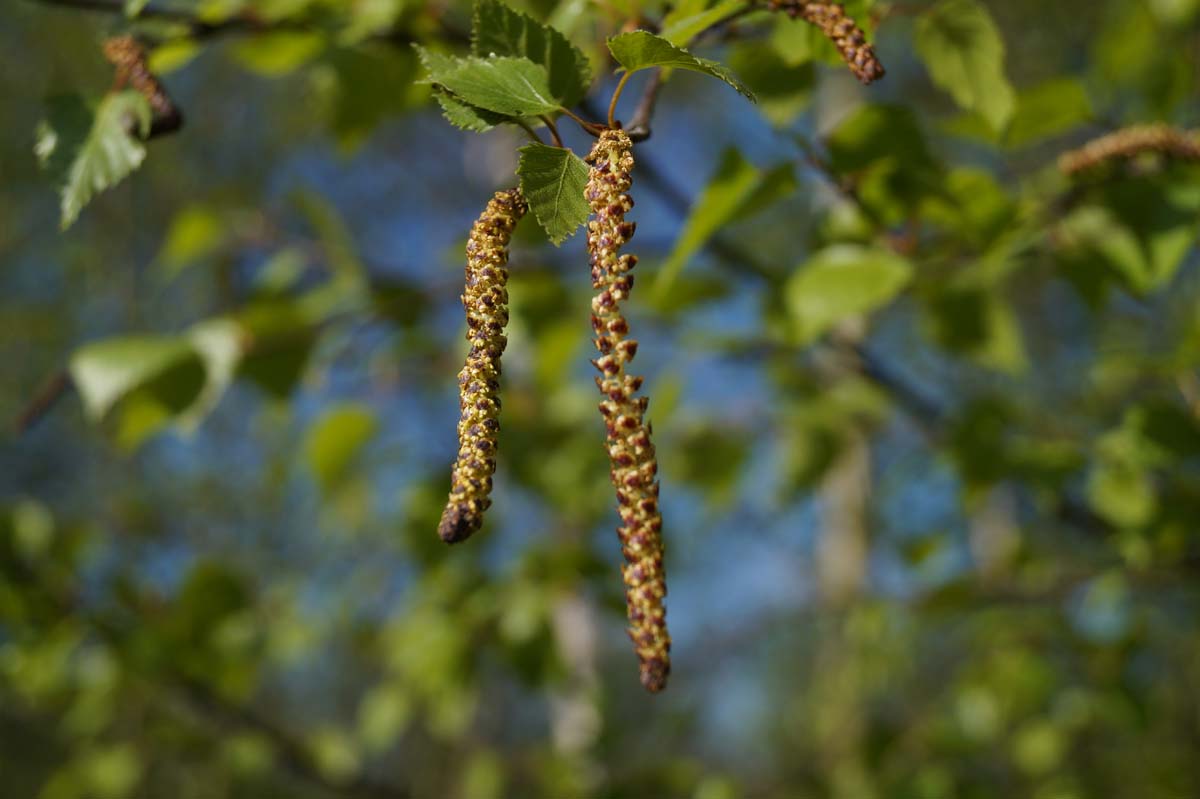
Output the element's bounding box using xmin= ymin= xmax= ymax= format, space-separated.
xmin=915 ymin=0 xmax=1015 ymax=132
xmin=785 ymin=245 xmax=913 ymax=344
xmin=472 ymin=0 xmax=591 ymax=106
xmin=607 ymin=30 xmax=756 ymax=101
xmin=37 ymin=91 xmax=151 ymax=230
xmin=516 ymin=143 xmax=589 ymax=245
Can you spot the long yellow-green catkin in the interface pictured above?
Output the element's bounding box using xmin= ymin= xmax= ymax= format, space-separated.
xmin=585 ymin=129 xmax=670 ymax=693
xmin=438 ymin=188 xmax=527 ymax=544
xmin=768 ymin=1 xmax=885 ymax=85
xmin=1059 ymin=124 xmax=1200 ymax=176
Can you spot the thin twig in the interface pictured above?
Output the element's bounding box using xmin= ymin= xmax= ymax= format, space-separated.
xmin=559 ymin=107 xmax=605 ymax=136
xmin=625 ymin=69 xmax=663 ymax=142
xmin=540 ymin=115 xmax=564 ymax=147
xmin=516 ymin=118 xmax=545 ymax=144
xmin=14 ymin=371 xmax=72 ymax=434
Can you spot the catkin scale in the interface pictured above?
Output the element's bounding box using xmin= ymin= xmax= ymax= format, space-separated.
xmin=768 ymin=1 xmax=885 ymax=85
xmin=438 ymin=188 xmax=527 ymax=544
xmin=585 ymin=129 xmax=671 ymax=693
xmin=1059 ymin=124 xmax=1200 ymax=176
xmin=102 ymin=36 xmax=183 ymax=137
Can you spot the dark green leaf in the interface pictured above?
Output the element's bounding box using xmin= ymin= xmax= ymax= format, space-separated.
xmin=471 ymin=0 xmax=591 ymax=106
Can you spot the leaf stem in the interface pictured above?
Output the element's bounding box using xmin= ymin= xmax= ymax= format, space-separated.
xmin=515 ymin=118 xmax=544 ymax=144
xmin=559 ymin=107 xmax=605 ymax=136
xmin=540 ymin=115 xmax=564 ymax=147
xmin=607 ymin=72 xmax=634 ymax=129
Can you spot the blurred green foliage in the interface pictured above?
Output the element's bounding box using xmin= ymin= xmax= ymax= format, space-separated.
xmin=3 ymin=0 xmax=1200 ymax=797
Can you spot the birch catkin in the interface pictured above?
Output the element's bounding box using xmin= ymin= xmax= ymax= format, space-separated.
xmin=585 ymin=129 xmax=671 ymax=693
xmin=1058 ymin=124 xmax=1200 ymax=176
xmin=438 ymin=188 xmax=527 ymax=544
xmin=768 ymin=1 xmax=885 ymax=85
xmin=102 ymin=36 xmax=183 ymax=137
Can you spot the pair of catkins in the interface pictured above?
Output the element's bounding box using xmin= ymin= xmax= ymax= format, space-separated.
xmin=436 ymin=129 xmax=669 ymax=693
xmin=432 ymin=0 xmax=888 ymax=695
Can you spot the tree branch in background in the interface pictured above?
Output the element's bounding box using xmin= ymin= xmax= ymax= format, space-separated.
xmin=24 ymin=0 xmax=467 ymax=45
xmin=1058 ymin=123 xmax=1200 ymax=176
xmin=13 ymin=370 xmax=72 ymax=434
xmin=625 ymin=69 xmax=663 ymax=142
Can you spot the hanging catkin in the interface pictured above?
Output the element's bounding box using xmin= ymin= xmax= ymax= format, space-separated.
xmin=438 ymin=188 xmax=527 ymax=544
xmin=768 ymin=1 xmax=885 ymax=85
xmin=1058 ymin=124 xmax=1200 ymax=176
xmin=102 ymin=36 xmax=183 ymax=137
xmin=585 ymin=129 xmax=671 ymax=693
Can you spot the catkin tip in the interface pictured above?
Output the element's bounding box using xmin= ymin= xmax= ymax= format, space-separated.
xmin=769 ymin=1 xmax=885 ymax=85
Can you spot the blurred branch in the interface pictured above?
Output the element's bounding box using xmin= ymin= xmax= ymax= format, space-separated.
xmin=7 ymin=553 xmax=413 ymax=799
xmin=173 ymin=675 xmax=411 ymax=799
xmin=25 ymin=0 xmax=467 ymax=45
xmin=13 ymin=370 xmax=71 ymax=434
xmin=625 ymin=69 xmax=663 ymax=142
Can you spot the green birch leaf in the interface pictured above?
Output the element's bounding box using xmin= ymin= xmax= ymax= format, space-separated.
xmin=786 ymin=245 xmax=913 ymax=344
xmin=417 ymin=47 xmax=520 ymax=131
xmin=69 ymin=336 xmax=204 ymax=421
xmin=607 ymin=30 xmax=756 ymax=102
xmin=660 ymin=0 xmax=747 ymax=47
xmin=305 ymin=403 xmax=378 ymax=493
xmin=516 ymin=143 xmax=590 ymax=245
xmin=915 ymin=0 xmax=1015 ymax=132
xmin=435 ymin=56 xmax=561 ymax=117
xmin=414 ymin=45 xmax=463 ymax=81
xmin=37 ymin=91 xmax=151 ymax=230
xmin=433 ymin=89 xmax=508 ymax=132
xmin=472 ymin=0 xmax=591 ymax=106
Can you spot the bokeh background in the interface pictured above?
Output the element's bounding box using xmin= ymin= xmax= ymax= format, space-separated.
xmin=3 ymin=0 xmax=1200 ymax=797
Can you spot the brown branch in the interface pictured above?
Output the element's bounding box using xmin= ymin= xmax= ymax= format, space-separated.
xmin=173 ymin=675 xmax=411 ymax=799
xmin=625 ymin=69 xmax=663 ymax=143
xmin=13 ymin=370 xmax=72 ymax=434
